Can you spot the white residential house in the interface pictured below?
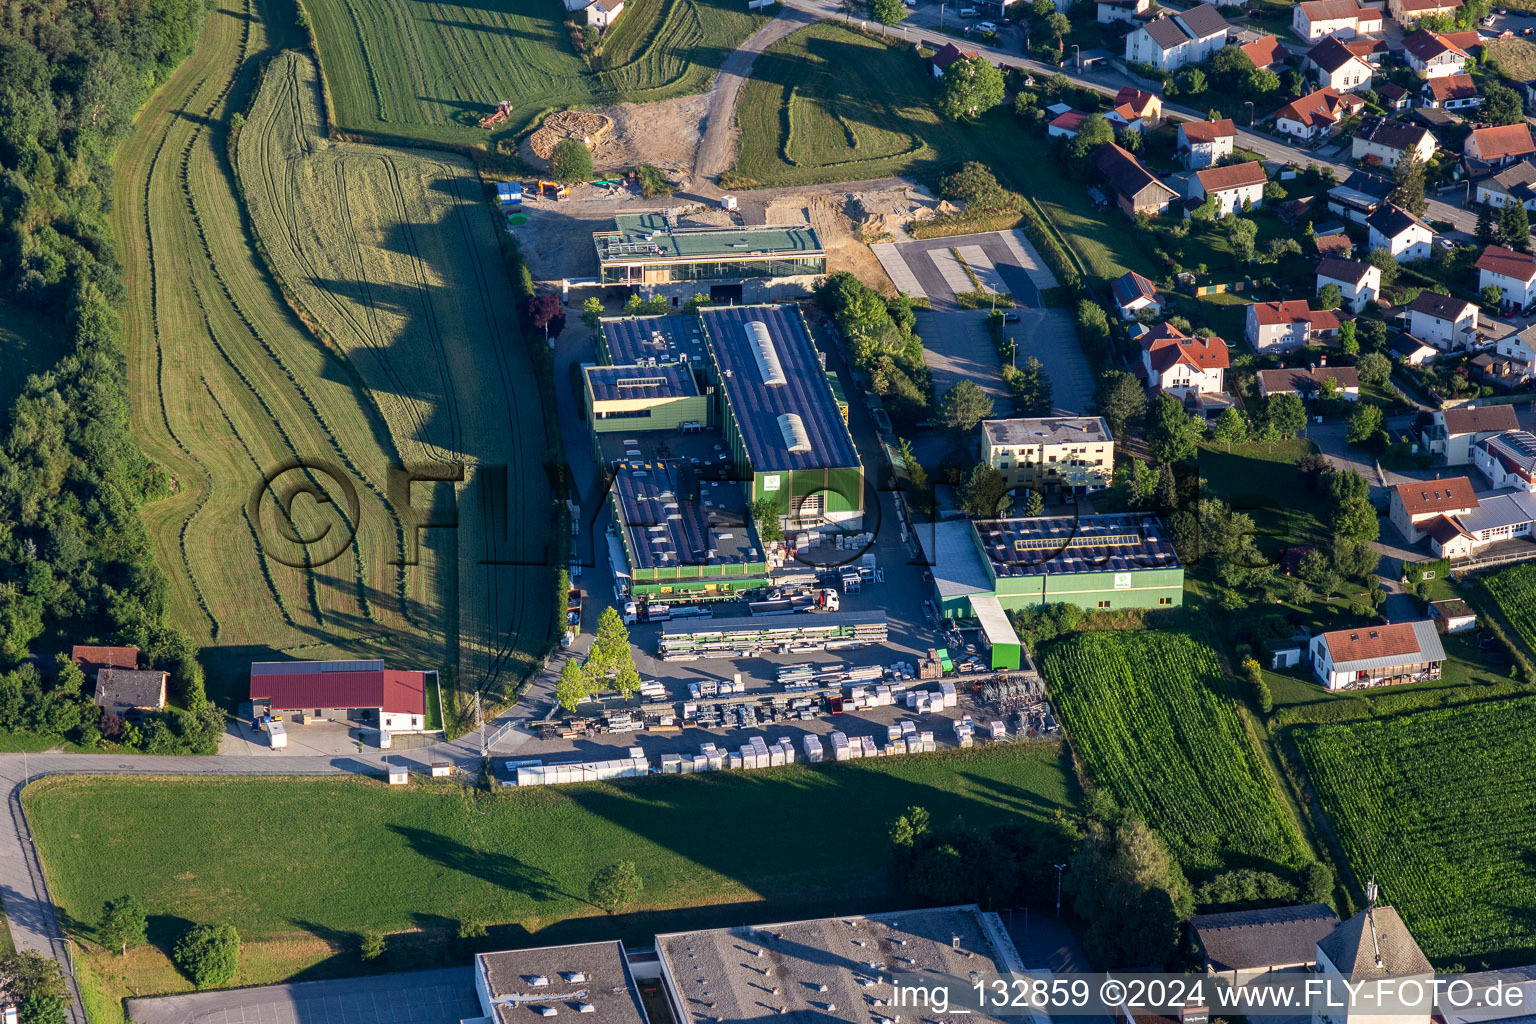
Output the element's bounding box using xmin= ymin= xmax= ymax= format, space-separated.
xmin=1189 ymin=160 xmax=1267 ymax=217
xmin=1140 ymin=323 xmax=1229 ymax=397
xmin=1098 ymin=0 xmax=1151 ymax=23
xmin=1477 ymin=245 xmax=1536 ymax=309
xmin=1309 ymin=622 xmax=1445 ymax=690
xmin=1350 ymin=116 xmax=1436 ymax=170
xmin=1177 ymin=119 xmax=1236 ymax=169
xmin=1047 ymin=109 xmax=1089 ymax=138
xmin=1367 ymin=203 xmax=1433 ymax=261
xmin=1487 ymin=327 xmax=1536 ymax=385
xmin=1401 ymin=29 xmax=1471 ymax=78
xmin=1111 ymin=271 xmax=1163 ymax=319
xmin=1389 ymin=0 xmax=1462 ymax=27
xmin=1405 ymin=291 xmax=1479 ymax=350
xmin=1245 ymin=299 xmax=1343 ymax=351
xmin=1292 ymin=0 xmax=1382 ymax=39
xmin=1465 ymin=124 xmax=1536 ymax=168
xmin=1307 ymin=36 xmax=1374 ymax=92
xmin=1273 ymin=87 xmax=1366 ymax=141
xmin=1388 ymin=475 xmax=1479 ymax=542
xmin=1474 ymin=430 xmax=1536 ymax=492
xmin=1419 ymin=404 xmax=1520 ymax=465
xmin=1473 ymin=162 xmax=1536 ymax=211
xmin=1421 ymin=73 xmax=1481 ymax=110
xmin=1125 ymin=4 xmax=1229 ymax=70
xmin=1315 ymin=257 xmax=1381 ymax=312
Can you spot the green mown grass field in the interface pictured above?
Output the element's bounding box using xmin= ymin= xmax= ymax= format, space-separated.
xmin=727 ymin=23 xmax=1155 ymax=282
xmin=1039 ymin=630 xmax=1310 ymax=876
xmin=26 ymin=746 xmax=1077 ymax=949
xmin=1295 ymin=696 xmax=1536 ymax=965
xmin=301 ymin=0 xmax=764 ymax=144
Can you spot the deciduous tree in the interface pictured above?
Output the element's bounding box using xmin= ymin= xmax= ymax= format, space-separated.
xmin=957 ymin=464 xmax=1011 ymax=518
xmin=1147 ymin=393 xmax=1201 ymax=463
xmin=548 ymin=138 xmax=593 ymax=183
xmin=938 ymin=57 xmax=1006 ymax=120
xmin=869 ymin=0 xmax=907 ymax=32
xmin=1095 ymin=369 xmax=1146 ymax=436
xmin=101 ymin=894 xmax=148 ymax=955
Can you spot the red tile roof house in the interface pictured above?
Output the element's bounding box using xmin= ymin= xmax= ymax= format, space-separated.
xmin=1240 ymin=34 xmax=1289 ymax=70
xmin=1244 ymin=299 xmax=1342 ymax=352
xmin=1388 ymin=475 xmax=1478 ymax=542
xmin=1478 ymin=244 xmax=1536 ymax=310
xmin=1308 ymin=620 xmax=1445 ymax=690
xmin=1107 ymin=87 xmax=1162 ymax=131
xmin=930 ymin=41 xmax=980 ymax=79
xmin=1272 ymin=87 xmax=1365 ymax=142
xmin=1177 ymin=118 xmax=1235 ymax=169
xmin=250 ymin=659 xmax=432 ymax=735
xmin=1421 ymin=73 xmax=1480 ymax=110
xmin=1139 ymin=323 xmax=1229 ymax=397
xmin=70 ymin=645 xmax=140 ymax=677
xmin=1047 ymin=109 xmax=1091 ymax=139
xmin=1188 ymin=161 xmax=1268 ymax=217
xmin=1464 ymin=124 xmax=1536 ymax=169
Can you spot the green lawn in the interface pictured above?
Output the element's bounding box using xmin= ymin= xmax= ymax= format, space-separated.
xmin=727 ymin=22 xmax=1155 ymax=284
xmin=26 ymin=746 xmax=1078 ymax=951
xmin=1197 ymin=439 xmax=1333 ymax=557
xmin=302 ymin=0 xmax=765 ymax=144
xmin=424 ymin=678 xmax=444 ymax=732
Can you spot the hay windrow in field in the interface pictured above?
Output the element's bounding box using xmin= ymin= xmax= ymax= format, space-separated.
xmin=114 ymin=1 xmax=467 ymax=703
xmin=1295 ymin=696 xmax=1536 ymax=964
xmin=1039 ymin=630 xmax=1309 ymax=875
xmin=301 ymin=0 xmax=764 ymax=144
xmin=237 ymin=49 xmax=554 ymax=696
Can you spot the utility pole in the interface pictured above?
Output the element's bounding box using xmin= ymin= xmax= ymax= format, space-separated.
xmin=1073 ymin=43 xmax=1080 ymax=71
xmin=1053 ymin=862 xmax=1067 ymax=917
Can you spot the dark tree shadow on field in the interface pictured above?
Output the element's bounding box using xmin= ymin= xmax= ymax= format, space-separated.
xmin=388 ymin=825 xmax=585 ymax=904
xmin=146 ymin=914 xmax=198 ymax=965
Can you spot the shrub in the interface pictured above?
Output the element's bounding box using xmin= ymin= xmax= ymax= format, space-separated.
xmin=173 ymin=923 xmax=241 ymax=989
xmin=548 ymin=139 xmax=593 ymax=183
xmin=359 ymin=931 xmax=386 ymax=961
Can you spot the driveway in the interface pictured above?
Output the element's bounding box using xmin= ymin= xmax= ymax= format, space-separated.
xmin=126 ymin=968 xmax=478 ymax=1024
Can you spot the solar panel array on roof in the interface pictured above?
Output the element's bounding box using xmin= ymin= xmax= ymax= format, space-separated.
xmin=973 ymin=514 xmax=1180 ymax=577
xmin=584 ymin=362 xmax=699 ymax=403
xmin=601 ymin=314 xmax=708 ymax=367
xmin=612 ymin=461 xmax=761 ymax=570
xmin=699 ymin=305 xmax=859 ymax=474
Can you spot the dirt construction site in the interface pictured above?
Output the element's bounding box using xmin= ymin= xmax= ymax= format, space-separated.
xmin=508 ymin=176 xmax=950 ymax=291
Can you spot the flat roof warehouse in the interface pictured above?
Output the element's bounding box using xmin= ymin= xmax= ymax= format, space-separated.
xmin=594 ymin=213 xmax=825 ymax=267
xmin=611 ymin=461 xmax=762 ymax=571
xmin=973 ymin=514 xmax=1181 ymax=578
xmin=698 ymin=304 xmax=858 ymax=474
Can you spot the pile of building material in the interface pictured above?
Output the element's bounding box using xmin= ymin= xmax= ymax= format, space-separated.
xmin=988 ymin=719 xmax=1007 ymax=741
xmin=605 ymin=711 xmax=640 ymax=733
xmin=660 ymin=612 xmax=888 ymax=660
xmin=918 ymin=649 xmax=945 ymax=680
xmin=803 ymin=734 xmax=825 ymax=762
xmin=829 ymin=731 xmax=851 ymax=760
xmin=733 ymin=735 xmax=797 ymax=769
xmin=516 ymin=750 xmax=649 ymax=786
xmin=953 ymin=715 xmax=975 ymax=748
xmin=638 ymin=680 xmax=666 ymax=700
xmin=528 ymin=110 xmax=612 ymax=161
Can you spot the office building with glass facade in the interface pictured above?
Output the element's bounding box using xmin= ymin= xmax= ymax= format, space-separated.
xmin=592 ymin=214 xmax=827 ymax=302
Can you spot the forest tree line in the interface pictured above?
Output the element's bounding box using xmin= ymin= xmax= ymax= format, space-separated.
xmin=0 ymin=0 xmax=222 ymax=751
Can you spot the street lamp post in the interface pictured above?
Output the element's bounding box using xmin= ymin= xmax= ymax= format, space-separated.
xmin=1072 ymin=43 xmax=1080 ymax=71
xmin=1245 ymin=100 xmax=1254 ymax=126
xmin=1053 ymin=862 xmax=1067 ymax=917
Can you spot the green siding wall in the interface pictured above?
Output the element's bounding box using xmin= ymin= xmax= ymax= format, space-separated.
xmin=588 ymin=394 xmax=711 ymax=434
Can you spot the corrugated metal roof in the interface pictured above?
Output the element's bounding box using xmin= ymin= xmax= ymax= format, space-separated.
xmin=249 ymin=662 xmax=424 ymax=714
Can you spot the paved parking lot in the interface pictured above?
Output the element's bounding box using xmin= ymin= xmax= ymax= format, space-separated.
xmin=889 ymin=230 xmax=1055 ymax=310
xmin=127 ymin=969 xmax=477 ymax=1024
